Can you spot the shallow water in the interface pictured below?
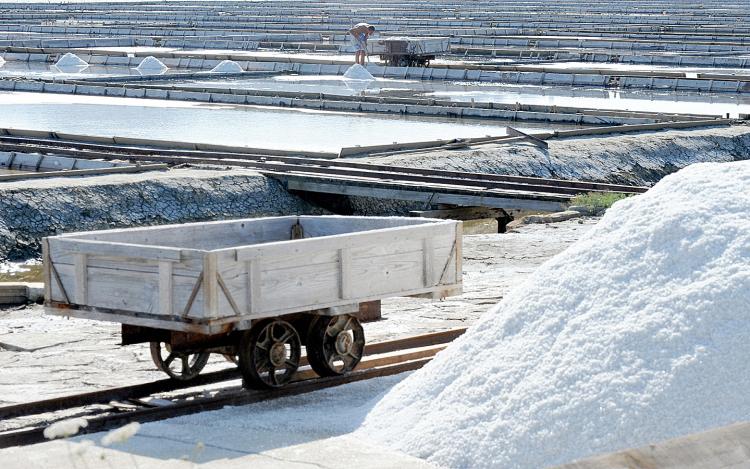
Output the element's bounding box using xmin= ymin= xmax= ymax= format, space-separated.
xmin=0 ymin=61 xmax=187 ymax=79
xmin=0 ymin=91 xmax=580 ymax=152
xmin=173 ymin=74 xmax=750 ymax=117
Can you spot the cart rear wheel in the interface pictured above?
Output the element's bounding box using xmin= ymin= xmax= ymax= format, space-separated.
xmin=239 ymin=319 xmax=301 ymax=389
xmin=149 ymin=342 xmax=210 ymax=381
xmin=307 ymin=314 xmax=365 ymax=377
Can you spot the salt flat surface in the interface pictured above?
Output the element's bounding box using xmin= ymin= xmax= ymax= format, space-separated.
xmin=0 ymin=91 xmax=568 ymax=152
xmin=2 ymin=376 xmax=435 ymax=468
xmin=360 ymin=160 xmax=750 ymax=468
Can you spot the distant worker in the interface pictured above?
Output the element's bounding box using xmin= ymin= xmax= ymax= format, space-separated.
xmin=348 ymin=23 xmax=375 ymax=66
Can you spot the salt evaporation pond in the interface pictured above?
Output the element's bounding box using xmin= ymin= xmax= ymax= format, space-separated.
xmin=171 ymin=74 xmax=750 ymax=117
xmin=360 ymin=160 xmax=750 ymax=468
xmin=0 ymin=92 xmax=577 ymax=152
xmin=0 ymin=61 xmax=162 ymax=79
xmin=428 ymin=87 xmax=750 ymax=117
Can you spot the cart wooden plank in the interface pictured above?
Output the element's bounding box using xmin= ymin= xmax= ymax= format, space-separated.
xmin=45 ymin=216 xmax=462 ymax=333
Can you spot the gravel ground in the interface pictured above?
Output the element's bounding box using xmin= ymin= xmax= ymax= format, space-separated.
xmin=0 ymin=217 xmax=597 ymax=421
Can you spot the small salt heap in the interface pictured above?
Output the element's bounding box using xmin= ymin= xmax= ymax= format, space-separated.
xmin=360 ymin=160 xmax=750 ymax=469
xmin=343 ymin=64 xmax=375 ymax=81
xmin=55 ymin=52 xmax=88 ymax=68
xmin=210 ymin=60 xmax=243 ymax=73
xmin=136 ymin=56 xmax=168 ymax=74
xmin=53 ymin=52 xmax=88 ymax=72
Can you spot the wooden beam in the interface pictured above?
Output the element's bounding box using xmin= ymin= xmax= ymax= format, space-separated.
xmin=410 ymin=206 xmax=507 ymax=221
xmin=506 ymin=126 xmax=549 ymax=149
xmin=158 ymin=260 xmax=173 ymax=316
xmin=286 ymin=179 xmax=568 ymax=212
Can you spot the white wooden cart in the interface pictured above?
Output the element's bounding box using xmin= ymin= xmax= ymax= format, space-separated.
xmin=43 ymin=216 xmax=462 ymax=389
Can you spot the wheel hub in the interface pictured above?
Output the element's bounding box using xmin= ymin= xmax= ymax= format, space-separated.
xmin=334 ymin=331 xmax=353 ymax=355
xmin=269 ymin=342 xmax=287 ymax=367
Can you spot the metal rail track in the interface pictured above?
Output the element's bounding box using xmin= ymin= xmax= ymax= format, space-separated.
xmin=0 ymin=328 xmax=465 ymax=448
xmin=0 ymin=136 xmax=648 ymax=198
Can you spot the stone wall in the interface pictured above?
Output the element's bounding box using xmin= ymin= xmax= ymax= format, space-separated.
xmin=0 ymin=168 xmax=323 ymax=261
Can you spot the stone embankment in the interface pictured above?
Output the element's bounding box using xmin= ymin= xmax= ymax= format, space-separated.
xmin=0 ymin=168 xmax=323 ymax=261
xmin=346 ymin=124 xmax=750 ymax=215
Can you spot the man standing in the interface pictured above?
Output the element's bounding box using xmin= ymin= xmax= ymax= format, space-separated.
xmin=348 ymin=23 xmax=375 ymax=66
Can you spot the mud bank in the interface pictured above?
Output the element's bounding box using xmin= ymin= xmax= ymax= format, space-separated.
xmin=342 ymin=124 xmax=750 ymax=215
xmin=0 ymin=168 xmax=322 ymax=262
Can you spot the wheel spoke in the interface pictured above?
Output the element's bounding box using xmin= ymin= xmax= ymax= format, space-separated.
xmin=181 ymin=356 xmax=190 ymax=376
xmin=164 ymin=352 xmax=176 ymax=367
xmin=278 ymin=329 xmax=294 ymax=343
xmin=341 ymin=354 xmax=355 ymax=368
xmin=257 ymin=357 xmax=271 ymax=373
xmin=268 ymin=366 xmax=277 ymax=385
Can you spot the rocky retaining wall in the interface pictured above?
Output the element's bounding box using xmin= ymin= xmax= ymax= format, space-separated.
xmin=0 ymin=168 xmax=323 ymax=261
xmin=347 ymin=124 xmax=750 ymax=215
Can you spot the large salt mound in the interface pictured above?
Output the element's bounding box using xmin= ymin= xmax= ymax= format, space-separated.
xmin=343 ymin=63 xmax=375 ymax=81
xmin=210 ymin=59 xmax=243 ymax=73
xmin=55 ymin=52 xmax=88 ymax=68
xmin=360 ymin=160 xmax=750 ymax=469
xmin=136 ymin=56 xmax=168 ymax=73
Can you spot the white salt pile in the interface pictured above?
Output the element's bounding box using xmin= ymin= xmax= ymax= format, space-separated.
xmin=210 ymin=59 xmax=243 ymax=73
xmin=55 ymin=52 xmax=88 ymax=68
xmin=343 ymin=64 xmax=375 ymax=81
xmin=136 ymin=56 xmax=168 ymax=73
xmin=360 ymin=160 xmax=750 ymax=469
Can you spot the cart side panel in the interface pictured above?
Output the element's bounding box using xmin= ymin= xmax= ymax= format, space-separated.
xmin=61 ymin=216 xmax=300 ymax=252
xmin=46 ymin=238 xmax=206 ymax=319
xmin=230 ymin=221 xmax=461 ymax=319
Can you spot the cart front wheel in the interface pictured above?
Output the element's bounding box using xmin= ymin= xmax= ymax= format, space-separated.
xmin=239 ymin=319 xmax=301 ymax=389
xmin=307 ymin=314 xmax=365 ymax=377
xmin=149 ymin=342 xmax=210 ymax=381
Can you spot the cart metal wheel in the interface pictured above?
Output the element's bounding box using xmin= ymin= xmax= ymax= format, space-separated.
xmin=149 ymin=342 xmax=210 ymax=381
xmin=307 ymin=314 xmax=365 ymax=377
xmin=238 ymin=319 xmax=301 ymax=389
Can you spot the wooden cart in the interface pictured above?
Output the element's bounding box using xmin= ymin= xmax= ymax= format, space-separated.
xmin=43 ymin=216 xmax=462 ymax=389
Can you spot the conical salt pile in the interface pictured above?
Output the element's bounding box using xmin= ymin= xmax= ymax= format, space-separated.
xmin=136 ymin=56 xmax=168 ymax=73
xmin=210 ymin=60 xmax=243 ymax=73
xmin=360 ymin=160 xmax=750 ymax=469
xmin=55 ymin=52 xmax=88 ymax=68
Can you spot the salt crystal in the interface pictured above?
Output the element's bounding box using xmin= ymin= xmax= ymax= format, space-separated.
xmin=361 ymin=160 xmax=750 ymax=468
xmin=55 ymin=52 xmax=88 ymax=68
xmin=101 ymin=422 xmax=140 ymax=446
xmin=210 ymin=60 xmax=243 ymax=73
xmin=136 ymin=56 xmax=168 ymax=73
xmin=343 ymin=64 xmax=375 ymax=81
xmin=43 ymin=418 xmax=88 ymax=440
